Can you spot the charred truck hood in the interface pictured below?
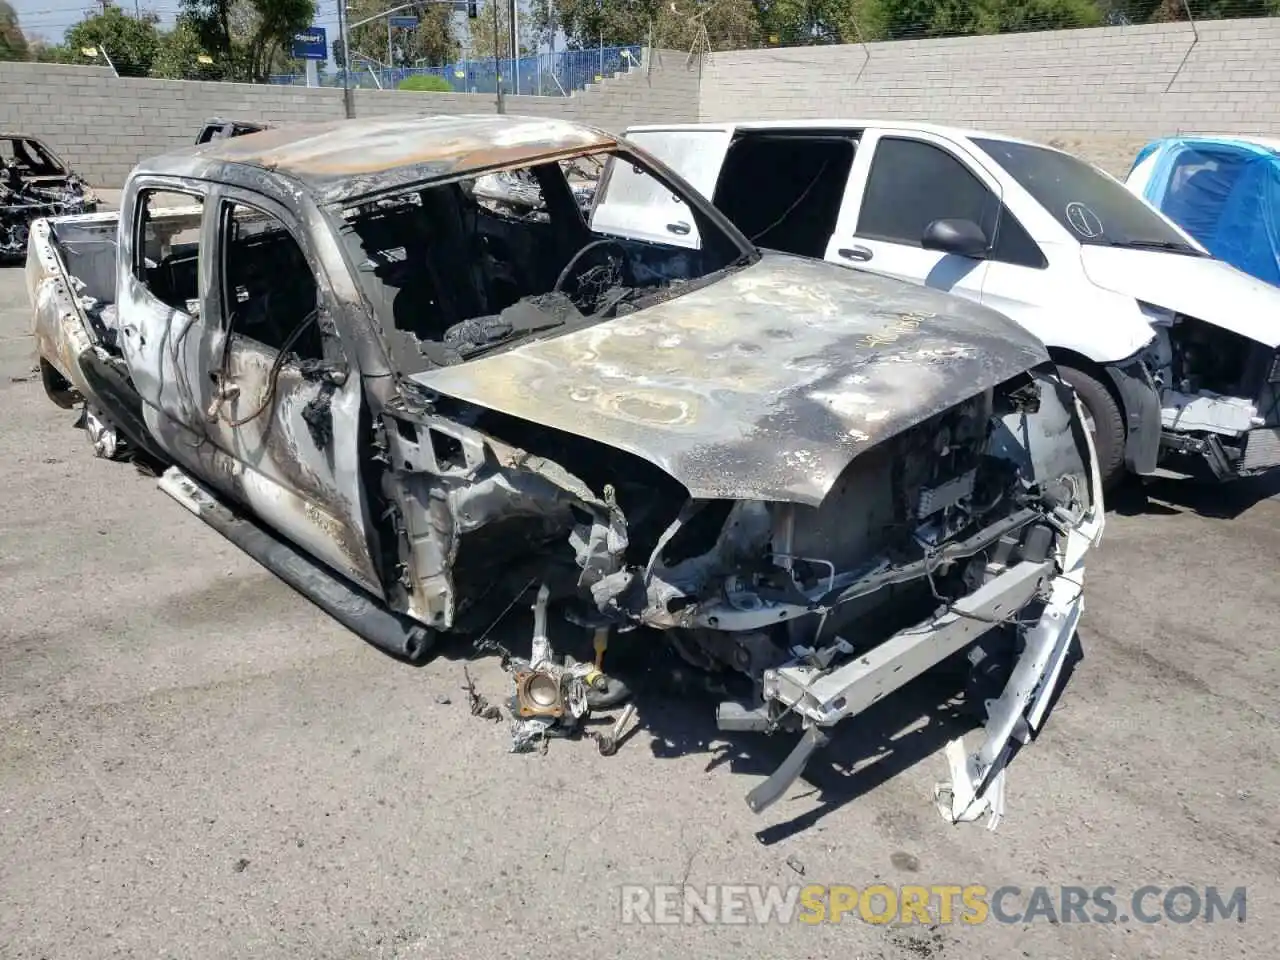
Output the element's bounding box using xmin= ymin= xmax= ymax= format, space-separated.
xmin=409 ymin=252 xmax=1051 ymax=505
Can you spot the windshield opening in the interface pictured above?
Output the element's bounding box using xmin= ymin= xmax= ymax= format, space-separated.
xmin=974 ymin=138 xmax=1206 ymax=256
xmin=335 ymin=148 xmax=753 ymax=374
xmin=0 ymin=136 xmax=66 ymax=177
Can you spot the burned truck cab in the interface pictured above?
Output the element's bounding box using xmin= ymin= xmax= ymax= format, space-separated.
xmin=27 ymin=114 xmax=1104 ymax=828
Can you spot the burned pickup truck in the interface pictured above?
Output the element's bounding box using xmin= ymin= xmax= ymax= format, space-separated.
xmin=1 ymin=132 xmax=97 ymax=262
xmin=27 ymin=115 xmax=1103 ymax=824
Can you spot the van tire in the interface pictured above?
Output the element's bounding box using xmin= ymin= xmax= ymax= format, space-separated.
xmin=1057 ymin=365 xmax=1125 ymax=491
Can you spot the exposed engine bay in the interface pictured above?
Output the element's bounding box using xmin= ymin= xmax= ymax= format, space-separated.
xmin=26 ymin=115 xmax=1104 ymax=828
xmin=0 ymin=134 xmax=96 ymax=261
xmin=1141 ymin=305 xmax=1280 ymax=478
xmin=401 ymin=361 xmax=1102 ymax=820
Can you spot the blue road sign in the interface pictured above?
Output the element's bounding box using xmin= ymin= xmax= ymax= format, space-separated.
xmin=291 ymin=26 xmax=327 ymax=60
xmin=388 ymin=16 xmax=419 ymax=27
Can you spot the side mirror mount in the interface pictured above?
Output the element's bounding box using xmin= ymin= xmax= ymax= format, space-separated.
xmin=921 ymin=218 xmax=989 ymax=259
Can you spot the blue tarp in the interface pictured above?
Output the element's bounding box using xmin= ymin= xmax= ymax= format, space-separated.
xmin=1129 ymin=136 xmax=1280 ymax=288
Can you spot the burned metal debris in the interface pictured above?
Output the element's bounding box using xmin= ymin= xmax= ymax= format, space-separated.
xmin=594 ymin=702 xmax=637 ymax=757
xmin=500 ymin=583 xmax=637 ymax=754
xmin=0 ymin=133 xmax=96 ymax=261
xmin=26 ymin=115 xmax=1105 ymax=828
xmin=194 ymin=118 xmax=269 ymax=145
xmin=463 ymin=666 xmax=502 ymax=721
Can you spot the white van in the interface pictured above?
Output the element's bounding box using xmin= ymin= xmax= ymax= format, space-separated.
xmin=592 ymin=121 xmax=1280 ymax=489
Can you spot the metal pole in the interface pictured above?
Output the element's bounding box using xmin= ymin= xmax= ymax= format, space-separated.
xmin=97 ymin=44 xmax=119 ymax=77
xmin=338 ymin=0 xmax=354 ymax=118
xmin=504 ymin=0 xmax=514 ymax=94
xmin=492 ymin=0 xmax=504 ymax=113
xmin=387 ymin=18 xmax=393 ymax=72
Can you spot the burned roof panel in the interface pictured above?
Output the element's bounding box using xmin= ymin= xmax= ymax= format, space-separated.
xmin=147 ymin=114 xmax=617 ymax=202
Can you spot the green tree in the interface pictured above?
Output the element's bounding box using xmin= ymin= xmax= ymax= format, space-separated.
xmin=972 ymin=0 xmax=1102 ymax=32
xmin=64 ymin=6 xmax=161 ymax=74
xmin=178 ymin=0 xmax=315 ymax=80
xmin=531 ymin=0 xmax=645 ymax=50
xmin=149 ymin=19 xmax=218 ymax=78
xmin=865 ymin=0 xmax=1101 ymax=39
xmin=245 ymin=0 xmax=314 ymax=76
xmin=0 ymin=0 xmax=28 ymax=61
xmin=468 ymin=0 xmax=530 ymax=59
xmin=341 ymin=0 xmax=459 ymax=67
xmin=1105 ymin=0 xmax=1278 ymax=20
xmin=534 ymin=0 xmax=756 ymax=52
xmin=658 ymin=0 xmax=761 ymax=49
xmin=754 ymin=0 xmax=879 ymax=45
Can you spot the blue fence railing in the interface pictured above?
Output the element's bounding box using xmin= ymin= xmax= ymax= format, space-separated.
xmin=268 ymin=44 xmax=643 ymax=96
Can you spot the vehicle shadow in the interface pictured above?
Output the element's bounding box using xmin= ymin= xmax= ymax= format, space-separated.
xmin=1109 ymin=471 xmax=1280 ymax=519
xmin=427 ymin=592 xmax=1088 ymax=843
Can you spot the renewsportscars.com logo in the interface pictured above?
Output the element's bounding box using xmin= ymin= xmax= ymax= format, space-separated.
xmin=618 ymin=884 xmax=1247 ymax=926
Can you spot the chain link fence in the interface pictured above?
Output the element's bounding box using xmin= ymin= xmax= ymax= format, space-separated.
xmin=639 ymin=0 xmax=1277 ymax=54
xmin=267 ymin=44 xmax=643 ymax=95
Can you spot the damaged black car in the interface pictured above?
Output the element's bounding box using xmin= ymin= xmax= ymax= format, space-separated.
xmin=1 ymin=132 xmax=97 ymax=262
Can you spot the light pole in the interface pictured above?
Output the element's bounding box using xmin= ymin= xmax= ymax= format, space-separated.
xmin=492 ymin=0 xmax=504 ymax=112
xmin=337 ymin=0 xmax=354 ymax=117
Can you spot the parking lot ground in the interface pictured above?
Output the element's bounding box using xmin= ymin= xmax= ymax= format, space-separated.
xmin=1 ymin=262 xmax=1278 ymax=960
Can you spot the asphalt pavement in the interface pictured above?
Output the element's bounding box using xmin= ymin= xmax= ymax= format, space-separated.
xmin=1 ymin=262 xmax=1277 ymax=960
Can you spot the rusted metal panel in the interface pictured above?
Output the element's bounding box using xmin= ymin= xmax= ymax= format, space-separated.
xmin=410 ymin=252 xmax=1051 ymax=506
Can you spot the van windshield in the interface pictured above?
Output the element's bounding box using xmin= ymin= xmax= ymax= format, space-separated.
xmin=975 ymin=138 xmax=1207 ymax=256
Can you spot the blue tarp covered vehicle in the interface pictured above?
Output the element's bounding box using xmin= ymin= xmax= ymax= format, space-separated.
xmin=1126 ymin=135 xmax=1280 ymax=288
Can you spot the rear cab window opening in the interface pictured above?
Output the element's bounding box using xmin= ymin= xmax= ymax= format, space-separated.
xmin=334 ymin=147 xmax=752 ymax=374
xmin=134 ymin=188 xmax=205 ymax=316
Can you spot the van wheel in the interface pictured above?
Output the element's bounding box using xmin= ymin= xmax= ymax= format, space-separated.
xmin=1057 ymin=365 xmax=1125 ymax=491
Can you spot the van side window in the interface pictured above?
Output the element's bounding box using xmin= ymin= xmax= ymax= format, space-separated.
xmin=219 ymin=201 xmax=324 ymax=361
xmin=857 ymin=137 xmax=1046 ymax=269
xmin=712 ymin=133 xmax=856 ymax=259
xmin=134 ymin=189 xmax=204 ymax=313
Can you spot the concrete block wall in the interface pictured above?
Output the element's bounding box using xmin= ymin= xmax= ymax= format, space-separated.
xmin=0 ymin=51 xmax=699 ymax=188
xmin=355 ymin=48 xmax=700 ymax=131
xmin=4 ymin=21 xmax=1280 ymax=185
xmin=0 ymin=62 xmax=344 ymax=187
xmin=698 ymin=17 xmax=1280 ymax=175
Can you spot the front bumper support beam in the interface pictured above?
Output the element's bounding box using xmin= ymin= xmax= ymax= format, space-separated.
xmin=761 ymin=560 xmax=1054 ymax=726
